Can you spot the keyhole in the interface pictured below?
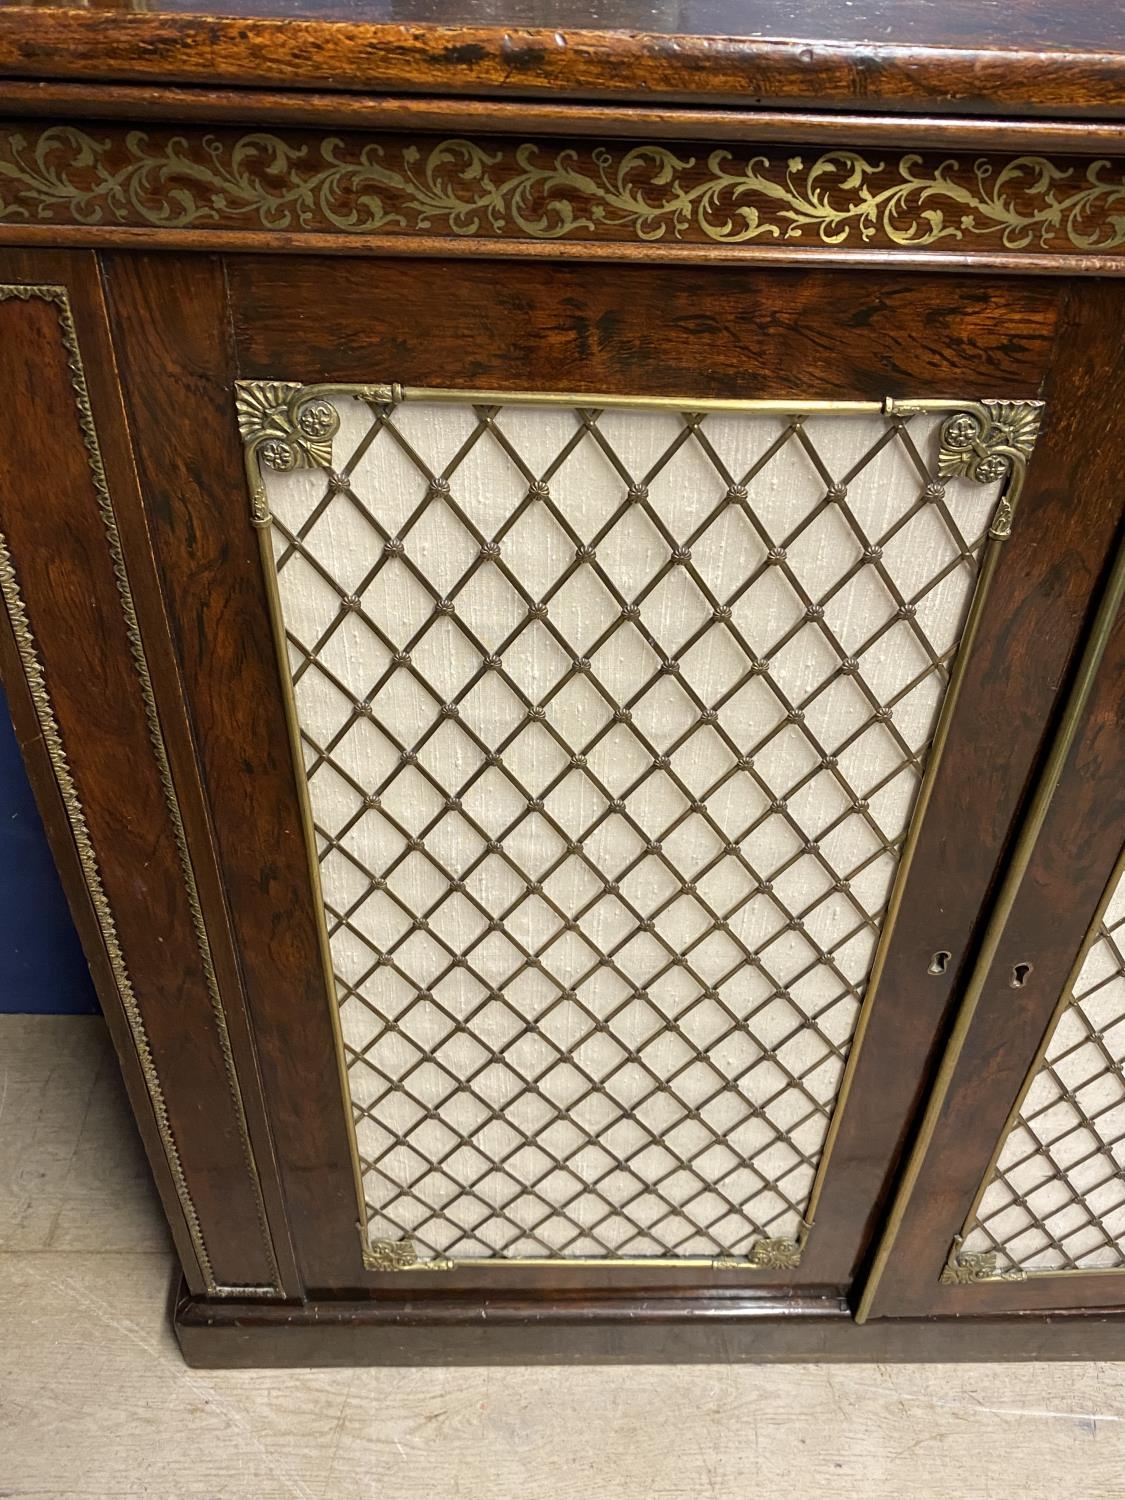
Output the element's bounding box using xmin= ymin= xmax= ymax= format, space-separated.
xmin=928 ymin=950 xmax=951 ymax=976
xmin=1010 ymin=962 xmax=1034 ymax=988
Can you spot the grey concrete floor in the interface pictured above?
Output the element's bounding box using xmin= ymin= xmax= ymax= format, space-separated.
xmin=2 ymin=1014 xmax=1124 ymax=1498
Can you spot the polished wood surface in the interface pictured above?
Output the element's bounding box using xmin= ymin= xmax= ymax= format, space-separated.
xmin=101 ymin=252 xmax=364 ymax=1293
xmin=175 ymin=1280 xmax=1125 ymax=1366
xmin=1 ymin=1 xmax=1125 ymax=114
xmin=5 ymin=82 xmax=1125 ymax=156
xmin=0 ymin=249 xmax=296 ymax=1296
xmin=2 ymin=0 xmax=1125 ymax=1363
xmin=229 ymin=257 xmax=1059 ymax=396
xmin=867 ymin=437 xmax=1125 ymax=1316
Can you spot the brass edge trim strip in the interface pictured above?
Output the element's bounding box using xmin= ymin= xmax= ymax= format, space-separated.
xmin=803 ymin=536 xmax=1005 ymax=1237
xmin=946 ymin=840 xmax=1125 ymax=1281
xmin=984 ymin=1263 xmax=1125 ymax=1283
xmin=856 ymin=533 xmax=1125 ymax=1323
xmin=254 ymin=518 xmax=372 ymax=1253
xmin=0 ymin=522 xmax=217 ymax=1290
xmin=395 ymin=389 xmax=886 ymax=415
xmin=361 ymin=1243 xmax=802 ymax=1273
xmin=0 ymin=282 xmax=282 ymax=1299
xmin=244 ymin=382 xmax=1035 ymax=1274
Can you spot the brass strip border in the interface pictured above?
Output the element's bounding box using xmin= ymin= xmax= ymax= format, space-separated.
xmin=243 ymin=382 xmax=1040 ymax=1274
xmin=942 ymin=840 xmax=1125 ymax=1284
xmin=857 ymin=532 xmax=1125 ymax=1320
xmin=0 ymin=283 xmax=281 ymax=1299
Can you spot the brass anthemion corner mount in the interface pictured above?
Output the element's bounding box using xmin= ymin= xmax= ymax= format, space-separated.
xmin=940 ymin=1238 xmax=1028 ymax=1285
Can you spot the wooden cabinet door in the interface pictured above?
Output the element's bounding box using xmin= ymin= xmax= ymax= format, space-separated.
xmin=860 ymin=533 xmax=1125 ymax=1320
xmin=4 ymin=245 xmax=1122 ymax=1311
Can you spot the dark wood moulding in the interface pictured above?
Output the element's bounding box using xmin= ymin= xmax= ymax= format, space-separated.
xmin=175 ymin=1282 xmax=1125 ymax=1367
xmin=3 ymin=4 xmax=1125 ymax=117
xmin=1 ymin=83 xmax=1125 ymax=156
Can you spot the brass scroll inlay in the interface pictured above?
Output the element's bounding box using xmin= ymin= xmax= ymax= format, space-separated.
xmin=2 ymin=127 xmax=1125 ymax=260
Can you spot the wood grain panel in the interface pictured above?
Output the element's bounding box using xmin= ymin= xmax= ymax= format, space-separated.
xmin=2 ymin=5 xmax=1125 ymax=116
xmin=230 ymin=257 xmax=1058 ymax=399
xmin=102 ymin=251 xmax=365 ymax=1292
xmin=0 ymin=249 xmax=291 ymax=1294
xmin=863 ymin=388 xmax=1125 ymax=1316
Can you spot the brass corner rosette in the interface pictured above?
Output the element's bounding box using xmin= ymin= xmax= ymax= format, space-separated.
xmin=712 ymin=1231 xmax=805 ymax=1271
xmin=940 ymin=1237 xmax=1027 ymax=1286
xmin=885 ymin=397 xmax=1043 ymax=541
xmin=236 ymin=381 xmax=405 ymax=527
xmin=364 ymin=1237 xmax=456 ymax=1273
xmin=236 ymin=381 xmax=342 ymax=525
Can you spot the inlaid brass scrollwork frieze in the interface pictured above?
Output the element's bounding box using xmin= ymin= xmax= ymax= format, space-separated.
xmin=2 ymin=125 xmax=1125 ymax=262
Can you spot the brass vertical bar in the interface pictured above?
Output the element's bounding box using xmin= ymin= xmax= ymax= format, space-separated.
xmin=802 ymin=535 xmax=1004 ymax=1235
xmin=254 ymin=512 xmax=371 ymax=1247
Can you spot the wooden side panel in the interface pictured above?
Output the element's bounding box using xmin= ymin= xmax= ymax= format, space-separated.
xmin=0 ymin=249 xmax=294 ymax=1297
xmin=102 ymin=252 xmax=364 ymax=1291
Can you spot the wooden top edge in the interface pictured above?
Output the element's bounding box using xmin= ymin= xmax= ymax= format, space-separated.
xmin=1 ymin=8 xmax=1125 ymax=118
xmin=5 ymin=79 xmax=1125 ymax=154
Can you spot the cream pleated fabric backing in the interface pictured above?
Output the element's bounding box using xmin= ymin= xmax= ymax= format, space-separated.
xmin=263 ymin=394 xmax=998 ymax=1261
xmin=961 ymin=864 xmax=1125 ymax=1273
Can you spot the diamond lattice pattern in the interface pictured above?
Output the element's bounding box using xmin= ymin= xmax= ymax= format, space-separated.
xmin=262 ymin=394 xmax=997 ymax=1261
xmin=962 ymin=864 xmax=1125 ymax=1273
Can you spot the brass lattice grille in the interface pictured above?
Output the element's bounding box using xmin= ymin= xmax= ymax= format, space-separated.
xmin=957 ymin=863 xmax=1125 ymax=1276
xmin=246 ymin=388 xmax=1011 ymax=1266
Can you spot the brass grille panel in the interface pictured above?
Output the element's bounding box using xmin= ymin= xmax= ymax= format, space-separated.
xmin=959 ymin=862 xmax=1125 ymax=1275
xmin=251 ymin=389 xmax=1004 ymax=1265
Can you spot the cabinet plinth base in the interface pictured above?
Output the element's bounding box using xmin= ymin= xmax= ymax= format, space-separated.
xmin=173 ymin=1282 xmax=1125 ymax=1367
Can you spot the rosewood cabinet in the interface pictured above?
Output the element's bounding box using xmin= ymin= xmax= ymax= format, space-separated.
xmin=1 ymin=1 xmax=1124 ymax=1366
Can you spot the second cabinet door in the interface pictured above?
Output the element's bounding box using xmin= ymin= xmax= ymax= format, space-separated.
xmin=861 ymin=533 xmax=1125 ymax=1319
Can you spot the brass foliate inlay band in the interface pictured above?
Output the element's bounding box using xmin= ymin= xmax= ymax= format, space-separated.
xmin=2 ymin=126 xmax=1125 ymax=259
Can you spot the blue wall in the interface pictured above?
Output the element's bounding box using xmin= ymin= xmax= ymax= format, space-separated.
xmin=0 ymin=687 xmax=99 ymax=1013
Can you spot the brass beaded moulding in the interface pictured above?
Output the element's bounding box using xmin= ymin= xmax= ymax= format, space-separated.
xmin=239 ymin=381 xmax=1042 ymax=1274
